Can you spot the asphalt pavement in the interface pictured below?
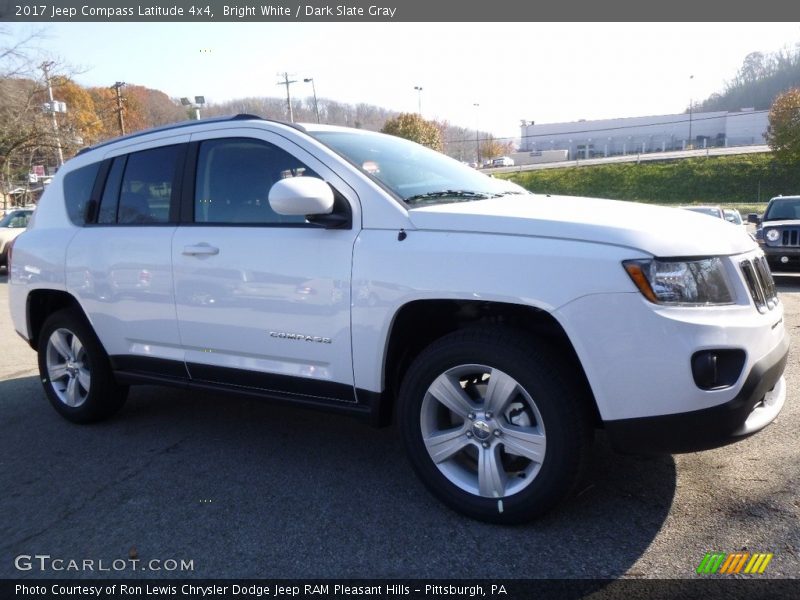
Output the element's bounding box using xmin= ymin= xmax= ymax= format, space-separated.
xmin=0 ymin=272 xmax=798 ymax=579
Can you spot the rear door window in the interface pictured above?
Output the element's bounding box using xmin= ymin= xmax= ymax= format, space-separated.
xmin=118 ymin=145 xmax=180 ymax=224
xmin=97 ymin=157 xmax=126 ymax=224
xmin=95 ymin=145 xmax=182 ymax=225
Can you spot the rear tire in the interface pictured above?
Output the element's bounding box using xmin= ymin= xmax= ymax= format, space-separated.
xmin=37 ymin=308 xmax=128 ymax=423
xmin=398 ymin=327 xmax=592 ymax=524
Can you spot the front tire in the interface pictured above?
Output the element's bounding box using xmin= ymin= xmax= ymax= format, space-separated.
xmin=398 ymin=328 xmax=592 ymax=524
xmin=37 ymin=308 xmax=128 ymax=423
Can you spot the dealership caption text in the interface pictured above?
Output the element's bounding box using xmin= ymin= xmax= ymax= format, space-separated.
xmin=16 ymin=584 xmax=505 ymax=597
xmin=12 ymin=4 xmax=398 ymax=19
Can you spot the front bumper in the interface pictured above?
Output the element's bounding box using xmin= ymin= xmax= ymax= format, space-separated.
xmin=762 ymin=245 xmax=800 ymax=268
xmin=604 ymin=332 xmax=789 ymax=453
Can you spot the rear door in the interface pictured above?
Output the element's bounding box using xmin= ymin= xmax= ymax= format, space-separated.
xmin=171 ymin=127 xmax=361 ymax=403
xmin=65 ymin=137 xmax=188 ymax=375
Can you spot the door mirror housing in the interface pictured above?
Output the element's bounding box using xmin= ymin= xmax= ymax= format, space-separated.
xmin=747 ymin=213 xmax=761 ymax=224
xmin=268 ymin=177 xmax=334 ymax=217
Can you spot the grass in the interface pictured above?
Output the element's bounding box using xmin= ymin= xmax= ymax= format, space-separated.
xmin=500 ymin=153 xmax=800 ymax=209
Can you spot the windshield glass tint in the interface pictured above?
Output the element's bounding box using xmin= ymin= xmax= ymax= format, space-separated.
xmin=764 ymin=199 xmax=800 ymax=221
xmin=311 ymin=130 xmax=526 ymax=206
xmin=0 ymin=210 xmax=31 ymax=227
xmin=684 ymin=207 xmax=721 ymax=218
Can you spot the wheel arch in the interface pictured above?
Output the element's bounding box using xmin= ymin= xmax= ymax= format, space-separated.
xmin=376 ymin=299 xmax=600 ymax=428
xmin=26 ymin=289 xmax=89 ymax=350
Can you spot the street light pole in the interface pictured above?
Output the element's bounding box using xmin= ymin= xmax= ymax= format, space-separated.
xmin=194 ymin=95 xmax=206 ymax=120
xmin=41 ymin=61 xmax=65 ymax=167
xmin=688 ymin=74 xmax=694 ymax=149
xmin=304 ymin=78 xmax=320 ymax=123
xmin=473 ymin=103 xmax=480 ymax=165
xmin=414 ymin=86 xmax=423 ymax=115
xmin=180 ymin=97 xmax=204 ymax=121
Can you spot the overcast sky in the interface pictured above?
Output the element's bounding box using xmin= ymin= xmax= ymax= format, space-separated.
xmin=7 ymin=22 xmax=800 ymax=139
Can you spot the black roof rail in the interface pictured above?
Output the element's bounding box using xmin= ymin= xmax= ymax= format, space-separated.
xmin=76 ymin=113 xmax=274 ymax=156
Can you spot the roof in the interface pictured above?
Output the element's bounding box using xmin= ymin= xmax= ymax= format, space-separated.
xmin=77 ymin=114 xmax=304 ymax=155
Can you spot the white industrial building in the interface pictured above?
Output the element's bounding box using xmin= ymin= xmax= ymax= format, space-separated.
xmin=518 ymin=109 xmax=768 ymax=160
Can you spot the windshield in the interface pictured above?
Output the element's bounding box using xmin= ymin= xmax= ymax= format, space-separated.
xmin=763 ymin=198 xmax=800 ymax=221
xmin=0 ymin=210 xmax=31 ymax=228
xmin=723 ymin=209 xmax=742 ymax=225
xmin=683 ymin=207 xmax=722 ymax=218
xmin=310 ymin=130 xmax=527 ymax=207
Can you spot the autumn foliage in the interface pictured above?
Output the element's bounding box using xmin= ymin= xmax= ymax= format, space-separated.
xmin=766 ymin=88 xmax=800 ymax=165
xmin=381 ymin=113 xmax=444 ymax=151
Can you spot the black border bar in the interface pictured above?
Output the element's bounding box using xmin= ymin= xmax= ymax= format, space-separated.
xmin=3 ymin=579 xmax=800 ymax=600
xmin=1 ymin=0 xmax=797 ymax=22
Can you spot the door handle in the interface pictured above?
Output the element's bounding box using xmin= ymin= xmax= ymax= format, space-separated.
xmin=182 ymin=243 xmax=219 ymax=256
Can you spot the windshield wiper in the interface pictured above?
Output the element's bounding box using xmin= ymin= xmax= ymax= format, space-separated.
xmin=491 ymin=190 xmax=527 ymax=197
xmin=404 ymin=190 xmax=494 ymax=205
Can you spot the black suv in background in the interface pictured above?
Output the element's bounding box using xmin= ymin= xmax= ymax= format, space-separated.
xmin=751 ymin=195 xmax=800 ymax=270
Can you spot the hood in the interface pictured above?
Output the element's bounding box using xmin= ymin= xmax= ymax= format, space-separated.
xmin=407 ymin=194 xmax=757 ymax=257
xmin=760 ymin=219 xmax=800 ymax=228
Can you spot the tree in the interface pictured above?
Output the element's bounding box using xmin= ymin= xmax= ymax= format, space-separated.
xmin=381 ymin=113 xmax=443 ymax=151
xmin=737 ymin=52 xmax=769 ymax=85
xmin=125 ymin=85 xmax=184 ymax=131
xmin=699 ymin=43 xmax=800 ymax=112
xmin=86 ymin=86 xmax=121 ymax=138
xmin=46 ymin=76 xmax=104 ymax=149
xmin=478 ymin=135 xmax=514 ymax=160
xmin=766 ymin=87 xmax=800 ymax=165
xmin=1 ymin=29 xmax=63 ymax=200
xmin=0 ymin=77 xmax=53 ymax=189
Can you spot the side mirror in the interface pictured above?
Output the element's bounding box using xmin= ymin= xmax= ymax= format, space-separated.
xmin=268 ymin=177 xmax=334 ymax=217
xmin=747 ymin=213 xmax=760 ymax=224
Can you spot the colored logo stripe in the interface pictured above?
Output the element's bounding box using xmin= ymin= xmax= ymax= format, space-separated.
xmin=719 ymin=553 xmax=749 ymax=573
xmin=744 ymin=553 xmax=773 ymax=574
xmin=697 ymin=552 xmax=726 ymax=574
xmin=697 ymin=552 xmax=773 ymax=574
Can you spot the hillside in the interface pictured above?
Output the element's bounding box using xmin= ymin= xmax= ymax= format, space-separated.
xmin=698 ymin=46 xmax=800 ymax=112
xmin=502 ymin=153 xmax=799 ymax=206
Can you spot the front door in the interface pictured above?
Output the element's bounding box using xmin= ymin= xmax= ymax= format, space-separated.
xmin=171 ymin=128 xmax=359 ymax=403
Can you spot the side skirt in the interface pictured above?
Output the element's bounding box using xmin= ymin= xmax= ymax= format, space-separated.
xmin=109 ymin=355 xmax=384 ymax=424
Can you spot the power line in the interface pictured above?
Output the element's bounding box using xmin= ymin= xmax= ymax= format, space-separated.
xmin=111 ymin=81 xmax=126 ymax=135
xmin=277 ymin=72 xmax=297 ymax=122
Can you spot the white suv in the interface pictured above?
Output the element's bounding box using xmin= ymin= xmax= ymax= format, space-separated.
xmin=8 ymin=116 xmax=789 ymax=523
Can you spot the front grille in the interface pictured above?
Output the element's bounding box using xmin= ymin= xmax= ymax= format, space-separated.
xmin=740 ymin=256 xmax=778 ymax=313
xmin=781 ymin=228 xmax=800 ymax=246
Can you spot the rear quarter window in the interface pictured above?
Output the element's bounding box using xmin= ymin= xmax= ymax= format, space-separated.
xmin=63 ymin=162 xmax=101 ymax=226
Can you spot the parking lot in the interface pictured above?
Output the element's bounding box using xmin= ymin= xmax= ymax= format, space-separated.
xmin=0 ymin=271 xmax=798 ymax=580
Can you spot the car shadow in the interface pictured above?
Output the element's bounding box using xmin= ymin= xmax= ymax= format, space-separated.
xmin=774 ymin=272 xmax=800 ymax=293
xmin=0 ymin=375 xmax=675 ymax=579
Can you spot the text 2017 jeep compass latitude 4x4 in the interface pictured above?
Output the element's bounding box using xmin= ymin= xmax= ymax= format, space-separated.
xmin=8 ymin=116 xmax=789 ymax=523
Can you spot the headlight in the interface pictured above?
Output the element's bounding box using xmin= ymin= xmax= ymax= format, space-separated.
xmin=623 ymin=258 xmax=735 ymax=305
xmin=765 ymin=228 xmax=780 ymax=242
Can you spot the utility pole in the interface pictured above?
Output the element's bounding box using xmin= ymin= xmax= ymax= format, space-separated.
xmin=414 ymin=86 xmax=423 ymax=115
xmin=473 ymin=103 xmax=480 ymax=165
xmin=688 ymin=74 xmax=694 ymax=149
xmin=111 ymin=81 xmax=126 ymax=135
xmin=277 ymin=72 xmax=297 ymax=122
xmin=40 ymin=61 xmax=65 ymax=167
